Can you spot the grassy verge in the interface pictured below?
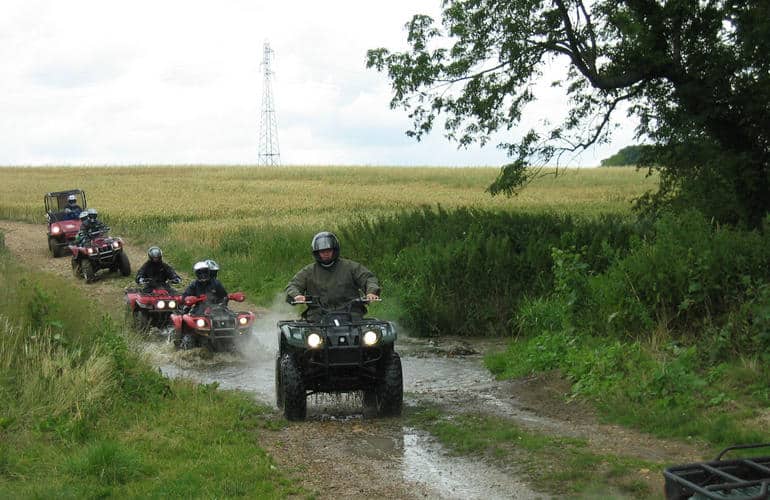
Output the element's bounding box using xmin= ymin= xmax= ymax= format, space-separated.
xmin=0 ymin=232 xmax=302 ymax=498
xmin=407 ymin=405 xmax=657 ymax=498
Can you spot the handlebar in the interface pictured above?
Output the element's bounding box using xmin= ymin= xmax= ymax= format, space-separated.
xmin=290 ymin=296 xmax=381 ymax=306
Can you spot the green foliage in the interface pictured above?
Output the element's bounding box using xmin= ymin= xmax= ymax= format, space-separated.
xmin=600 ymin=145 xmax=649 ymax=167
xmin=66 ymin=440 xmax=145 ymax=485
xmin=344 ymin=207 xmax=640 ymax=336
xmin=369 ymin=0 xmax=770 ymax=226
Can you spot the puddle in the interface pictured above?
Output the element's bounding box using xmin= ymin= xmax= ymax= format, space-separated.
xmin=141 ymin=320 xmax=548 ymax=499
xmin=402 ymin=428 xmax=541 ymax=499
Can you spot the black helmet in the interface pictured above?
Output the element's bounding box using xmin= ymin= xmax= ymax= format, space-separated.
xmin=311 ymin=231 xmax=340 ymax=267
xmin=193 ymin=261 xmax=210 ymax=281
xmin=205 ymin=259 xmax=220 ymax=278
xmin=148 ymin=246 xmax=162 ymax=262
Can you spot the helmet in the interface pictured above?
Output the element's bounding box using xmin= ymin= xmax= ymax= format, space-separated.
xmin=148 ymin=246 xmax=162 ymax=262
xmin=67 ymin=194 xmax=77 ymax=204
xmin=193 ymin=261 xmax=210 ymax=281
xmin=87 ymin=208 xmax=98 ymax=220
xmin=78 ymin=211 xmax=89 ymax=221
xmin=311 ymin=231 xmax=340 ymax=267
xmin=205 ymin=259 xmax=220 ymax=278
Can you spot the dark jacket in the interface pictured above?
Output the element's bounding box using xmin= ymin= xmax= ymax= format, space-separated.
xmin=182 ymin=279 xmax=228 ymax=310
xmin=136 ymin=260 xmax=181 ymax=289
xmin=285 ymin=257 xmax=381 ymax=320
xmin=75 ymin=220 xmax=107 ymax=245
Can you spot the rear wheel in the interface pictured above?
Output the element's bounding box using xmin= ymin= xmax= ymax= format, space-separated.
xmin=375 ymin=351 xmax=403 ymax=417
xmin=280 ymin=354 xmax=306 ymax=421
xmin=118 ymin=252 xmax=131 ymax=276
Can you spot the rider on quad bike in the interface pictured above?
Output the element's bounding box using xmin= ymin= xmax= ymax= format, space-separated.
xmin=75 ymin=208 xmax=107 ymax=246
xmin=171 ymin=260 xmax=255 ymax=351
xmin=182 ymin=260 xmax=228 ymax=313
xmin=135 ymin=246 xmax=182 ymax=292
xmin=286 ymin=231 xmax=381 ymax=320
xmin=276 ymin=231 xmax=401 ymax=421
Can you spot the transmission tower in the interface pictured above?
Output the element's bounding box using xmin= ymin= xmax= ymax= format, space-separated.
xmin=258 ymin=41 xmax=281 ymax=166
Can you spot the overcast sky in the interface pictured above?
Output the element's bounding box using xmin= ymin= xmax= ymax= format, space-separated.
xmin=1 ymin=0 xmax=634 ymax=167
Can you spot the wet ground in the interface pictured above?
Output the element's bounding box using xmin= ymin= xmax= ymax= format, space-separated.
xmin=0 ymin=220 xmax=706 ymax=499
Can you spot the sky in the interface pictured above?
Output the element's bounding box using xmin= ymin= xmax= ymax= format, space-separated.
xmin=0 ymin=0 xmax=635 ymax=167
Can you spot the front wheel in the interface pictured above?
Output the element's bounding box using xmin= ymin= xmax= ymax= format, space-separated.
xmin=179 ymin=333 xmax=195 ymax=350
xmin=48 ymin=237 xmax=63 ymax=258
xmin=275 ymin=356 xmax=284 ymax=409
xmin=375 ymin=351 xmax=403 ymax=417
xmin=81 ymin=259 xmax=96 ymax=282
xmin=280 ymin=354 xmax=306 ymax=421
xmin=118 ymin=252 xmax=131 ymax=276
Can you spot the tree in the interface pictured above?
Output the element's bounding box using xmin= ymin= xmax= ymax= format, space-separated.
xmin=601 ymin=145 xmax=649 ymax=167
xmin=367 ymin=0 xmax=770 ymax=227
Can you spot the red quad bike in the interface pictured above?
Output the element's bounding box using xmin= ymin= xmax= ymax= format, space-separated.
xmin=69 ymin=226 xmax=131 ymax=283
xmin=663 ymin=443 xmax=770 ymax=499
xmin=45 ymin=189 xmax=87 ymax=257
xmin=124 ymin=279 xmax=183 ymax=333
xmin=170 ymin=292 xmax=256 ymax=352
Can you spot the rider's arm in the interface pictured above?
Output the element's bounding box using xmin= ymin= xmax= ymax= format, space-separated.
xmin=285 ymin=264 xmax=314 ymax=303
xmin=351 ymin=261 xmax=381 ymax=299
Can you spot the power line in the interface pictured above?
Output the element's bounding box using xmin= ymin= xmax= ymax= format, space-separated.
xmin=258 ymin=41 xmax=280 ymax=166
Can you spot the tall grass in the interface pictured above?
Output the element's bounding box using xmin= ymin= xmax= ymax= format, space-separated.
xmin=0 ymin=232 xmax=297 ymax=497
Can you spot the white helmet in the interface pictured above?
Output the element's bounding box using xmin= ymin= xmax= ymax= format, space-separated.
xmin=193 ymin=261 xmax=210 ymax=281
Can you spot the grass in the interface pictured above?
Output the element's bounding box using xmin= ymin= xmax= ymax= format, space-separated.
xmin=0 ymin=241 xmax=302 ymax=498
xmin=407 ymin=405 xmax=658 ymax=498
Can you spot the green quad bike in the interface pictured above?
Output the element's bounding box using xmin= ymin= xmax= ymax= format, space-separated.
xmin=663 ymin=443 xmax=770 ymax=499
xmin=275 ymin=297 xmax=402 ymax=421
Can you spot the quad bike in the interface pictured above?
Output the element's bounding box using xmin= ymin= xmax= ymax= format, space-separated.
xmin=124 ymin=278 xmax=183 ymax=333
xmin=663 ymin=443 xmax=770 ymax=499
xmin=69 ymin=227 xmax=131 ymax=282
xmin=275 ymin=297 xmax=402 ymax=421
xmin=170 ymin=292 xmax=256 ymax=352
xmin=45 ymin=189 xmax=87 ymax=257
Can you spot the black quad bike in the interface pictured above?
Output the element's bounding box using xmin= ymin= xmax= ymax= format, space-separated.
xmin=275 ymin=297 xmax=403 ymax=421
xmin=45 ymin=189 xmax=87 ymax=257
xmin=663 ymin=443 xmax=770 ymax=499
xmin=69 ymin=226 xmax=131 ymax=282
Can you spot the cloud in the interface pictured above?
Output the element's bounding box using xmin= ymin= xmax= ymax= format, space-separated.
xmin=0 ymin=0 xmax=632 ymax=167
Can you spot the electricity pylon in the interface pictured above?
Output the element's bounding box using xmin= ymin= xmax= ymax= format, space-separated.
xmin=258 ymin=41 xmax=280 ymax=166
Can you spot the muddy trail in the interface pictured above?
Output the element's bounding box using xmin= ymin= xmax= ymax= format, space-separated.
xmin=1 ymin=220 xmax=705 ymax=498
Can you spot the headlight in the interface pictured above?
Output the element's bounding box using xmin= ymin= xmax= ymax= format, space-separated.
xmin=87 ymin=247 xmax=95 ymax=254
xmin=363 ymin=330 xmax=379 ymax=346
xmin=156 ymin=300 xmax=166 ymax=309
xmin=51 ymin=226 xmax=61 ymax=234
xmin=112 ymin=241 xmax=120 ymax=249
xmin=307 ymin=333 xmax=323 ymax=348
xmin=238 ymin=316 xmax=248 ymax=325
xmin=168 ymin=300 xmax=177 ymax=309
xmin=196 ymin=318 xmax=206 ymax=328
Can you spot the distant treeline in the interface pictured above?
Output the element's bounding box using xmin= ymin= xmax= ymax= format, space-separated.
xmin=601 ymin=145 xmax=650 ymax=167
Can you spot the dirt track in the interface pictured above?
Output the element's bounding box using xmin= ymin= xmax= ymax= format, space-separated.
xmin=0 ymin=220 xmax=705 ymax=499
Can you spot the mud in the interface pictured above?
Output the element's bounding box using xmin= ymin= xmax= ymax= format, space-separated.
xmin=0 ymin=220 xmax=706 ymax=499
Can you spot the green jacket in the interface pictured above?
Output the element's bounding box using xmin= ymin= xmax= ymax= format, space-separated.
xmin=285 ymin=258 xmax=381 ymax=320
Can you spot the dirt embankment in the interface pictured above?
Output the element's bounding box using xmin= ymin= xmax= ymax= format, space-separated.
xmin=0 ymin=220 xmax=706 ymax=499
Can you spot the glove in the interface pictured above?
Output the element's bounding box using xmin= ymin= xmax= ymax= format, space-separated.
xmin=171 ymin=277 xmax=182 ymax=284
xmin=138 ymin=278 xmax=149 ymax=286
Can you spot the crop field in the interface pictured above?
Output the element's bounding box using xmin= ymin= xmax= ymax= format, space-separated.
xmin=0 ymin=165 xmax=656 ymax=242
xmin=0 ymin=165 xmax=658 ymax=308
